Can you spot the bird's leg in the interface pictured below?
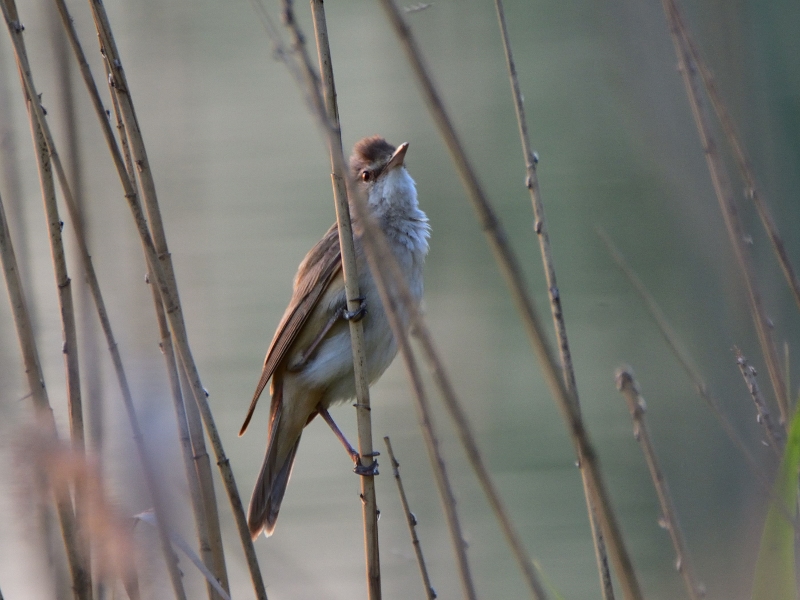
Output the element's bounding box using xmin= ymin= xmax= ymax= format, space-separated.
xmin=318 ymin=406 xmax=379 ymax=476
xmin=343 ymin=296 xmax=367 ymax=322
xmin=287 ymin=306 xmax=346 ymax=372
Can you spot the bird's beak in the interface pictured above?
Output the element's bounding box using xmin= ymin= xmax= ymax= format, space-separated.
xmin=386 ymin=142 xmax=409 ymax=171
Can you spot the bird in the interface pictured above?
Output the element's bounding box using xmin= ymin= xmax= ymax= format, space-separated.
xmin=239 ymin=136 xmax=430 ymax=539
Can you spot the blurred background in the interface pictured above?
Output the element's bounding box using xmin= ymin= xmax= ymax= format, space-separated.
xmin=1 ymin=0 xmax=799 ymax=597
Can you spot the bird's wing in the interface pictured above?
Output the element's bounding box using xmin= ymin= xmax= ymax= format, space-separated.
xmin=239 ymin=223 xmax=343 ymax=436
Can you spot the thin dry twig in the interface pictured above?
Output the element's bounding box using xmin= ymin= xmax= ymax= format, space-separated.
xmin=735 ymin=348 xmax=784 ymax=456
xmin=384 ymin=437 xmax=437 ymax=600
xmin=377 ymin=2 xmax=642 ymax=597
xmin=259 ymin=1 xmax=478 ymax=595
xmin=1 ymin=2 xmax=193 ymax=596
xmin=351 ymin=195 xmax=479 ymax=600
xmin=74 ymin=1 xmax=265 ymax=595
xmin=667 ymin=5 xmax=800 ymax=315
xmin=305 ymin=1 xmax=381 ymax=595
xmin=1 ymin=3 xmax=91 ymax=596
xmin=597 ymin=228 xmax=770 ymax=487
xmin=492 ymin=2 xmax=613 ymax=597
xmin=0 ymin=185 xmax=88 ymax=600
xmin=658 ymin=0 xmax=788 ymax=425
xmin=101 ymin=56 xmax=221 ymax=600
xmin=615 ymin=368 xmax=704 ymax=600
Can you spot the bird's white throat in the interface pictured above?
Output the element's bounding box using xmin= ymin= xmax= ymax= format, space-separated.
xmin=368 ymin=167 xmax=430 ymax=256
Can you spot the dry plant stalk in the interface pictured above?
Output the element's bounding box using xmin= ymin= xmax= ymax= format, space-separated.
xmin=265 ymin=2 xmax=479 ymax=595
xmin=597 ymin=229 xmax=771 ymax=485
xmin=0 ymin=2 xmax=91 ymax=595
xmin=377 ymin=1 xmax=642 ymax=598
xmin=73 ymin=0 xmax=267 ymax=595
xmin=492 ymin=2 xmax=614 ymax=597
xmin=352 ymin=177 xmax=531 ymax=600
xmin=658 ymin=0 xmax=788 ymax=425
xmin=384 ymin=437 xmax=437 ymax=600
xmin=667 ymin=4 xmax=800 ymax=314
xmin=735 ymin=349 xmax=784 ymax=456
xmin=615 ymin=368 xmax=704 ymax=600
xmin=0 ymin=2 xmax=196 ymax=597
xmin=306 ymin=1 xmax=381 ymax=595
xmin=352 ymin=197 xmax=479 ymax=600
xmin=103 ymin=56 xmax=221 ymax=600
xmin=0 ymin=186 xmax=88 ymax=600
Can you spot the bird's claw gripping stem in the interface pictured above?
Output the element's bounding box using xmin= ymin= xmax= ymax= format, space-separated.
xmin=344 ymin=296 xmax=367 ymax=322
xmin=354 ymin=453 xmax=380 ymax=477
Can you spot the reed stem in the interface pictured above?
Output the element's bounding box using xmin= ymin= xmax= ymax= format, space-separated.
xmin=383 ymin=437 xmax=437 ymax=600
xmin=616 ymin=368 xmax=704 ymax=600
xmin=735 ymin=348 xmax=784 ymax=456
xmin=658 ymin=0 xmax=788 ymax=425
xmin=377 ymin=2 xmax=642 ymax=597
xmin=306 ymin=1 xmax=381 ymax=594
xmin=492 ymin=2 xmax=614 ymax=597
xmin=0 ymin=183 xmax=85 ymax=600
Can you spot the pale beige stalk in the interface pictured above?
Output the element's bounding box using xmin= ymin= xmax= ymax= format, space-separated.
xmin=0 ymin=187 xmax=87 ymax=600
xmin=384 ymin=437 xmax=437 ymax=600
xmin=492 ymin=2 xmax=614 ymax=597
xmin=616 ymin=369 xmax=704 ymax=600
xmin=658 ymin=0 xmax=788 ymax=424
xmin=0 ymin=1 xmax=187 ymax=596
xmin=377 ymin=1 xmax=642 ymax=597
xmin=307 ymin=0 xmax=380 ymax=596
xmin=81 ymin=0 xmax=268 ymax=595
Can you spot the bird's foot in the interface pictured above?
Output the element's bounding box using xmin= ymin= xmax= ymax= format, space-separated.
xmin=344 ymin=297 xmax=367 ymax=322
xmin=354 ymin=451 xmax=380 ymax=476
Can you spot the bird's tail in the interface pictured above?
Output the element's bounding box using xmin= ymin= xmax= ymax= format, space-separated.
xmin=247 ymin=382 xmax=305 ymax=539
xmin=247 ymin=426 xmax=301 ymax=539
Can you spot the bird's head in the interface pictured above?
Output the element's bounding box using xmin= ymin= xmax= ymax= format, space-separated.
xmin=350 ymin=136 xmax=415 ymax=215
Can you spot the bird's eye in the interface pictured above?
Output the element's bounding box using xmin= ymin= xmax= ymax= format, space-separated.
xmin=361 ymin=170 xmax=371 ymax=182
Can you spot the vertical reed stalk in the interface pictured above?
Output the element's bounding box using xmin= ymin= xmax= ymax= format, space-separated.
xmin=492 ymin=2 xmax=614 ymax=597
xmin=307 ymin=1 xmax=380 ymax=595
xmin=667 ymin=5 xmax=800 ymax=314
xmin=383 ymin=437 xmax=437 ymax=600
xmin=261 ymin=3 xmax=477 ymax=595
xmin=104 ymin=61 xmax=221 ymax=600
xmin=615 ymin=369 xmax=704 ymax=600
xmin=597 ymin=229 xmax=770 ymax=486
xmin=1 ymin=2 xmax=91 ymax=595
xmin=0 ymin=187 xmax=86 ymax=600
xmin=377 ymin=2 xmax=642 ymax=597
xmin=1 ymin=2 xmax=190 ymax=596
xmin=351 ymin=195 xmax=478 ymax=600
xmin=658 ymin=0 xmax=788 ymax=424
xmin=735 ymin=349 xmax=784 ymax=456
xmin=79 ymin=2 xmax=265 ymax=595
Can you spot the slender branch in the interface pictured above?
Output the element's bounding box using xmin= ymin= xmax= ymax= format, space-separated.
xmin=492 ymin=2 xmax=613 ymax=597
xmin=377 ymin=2 xmax=642 ymax=598
xmin=735 ymin=348 xmax=784 ymax=456
xmin=350 ymin=195 xmax=479 ymax=600
xmin=2 ymin=2 xmax=194 ymax=597
xmin=77 ymin=1 xmax=267 ymax=595
xmin=103 ymin=58 xmax=220 ymax=600
xmin=615 ymin=368 xmax=704 ymax=600
xmin=0 ymin=182 xmax=86 ymax=600
xmin=1 ymin=3 xmax=91 ymax=597
xmin=667 ymin=5 xmax=800 ymax=315
xmin=597 ymin=228 xmax=771 ymax=488
xmin=383 ymin=437 xmax=437 ymax=600
xmin=658 ymin=0 xmax=788 ymax=425
xmin=305 ymin=1 xmax=380 ymax=596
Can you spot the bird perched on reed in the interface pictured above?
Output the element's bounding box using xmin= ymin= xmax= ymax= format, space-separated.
xmin=239 ymin=136 xmax=430 ymax=539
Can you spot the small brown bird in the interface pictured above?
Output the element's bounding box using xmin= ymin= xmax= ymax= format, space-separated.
xmin=239 ymin=136 xmax=430 ymax=539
